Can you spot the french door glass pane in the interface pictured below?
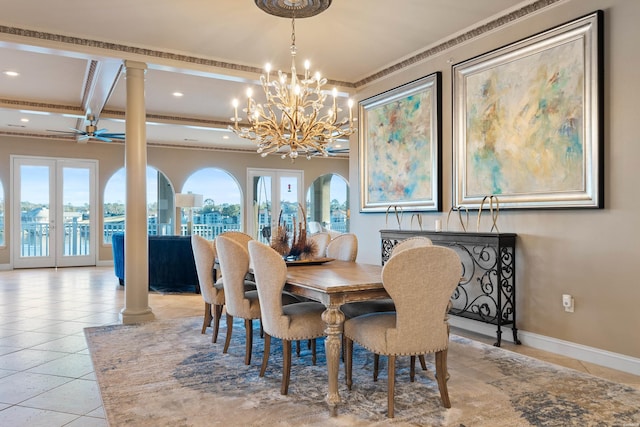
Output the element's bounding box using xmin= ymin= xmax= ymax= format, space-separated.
xmin=254 ymin=176 xmax=272 ymax=244
xmin=62 ymin=167 xmax=90 ymax=256
xmin=280 ymin=176 xmax=299 ymax=231
xmin=20 ymin=165 xmax=50 ymax=257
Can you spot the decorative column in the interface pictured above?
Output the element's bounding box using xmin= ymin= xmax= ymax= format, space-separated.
xmin=120 ymin=60 xmax=154 ymax=324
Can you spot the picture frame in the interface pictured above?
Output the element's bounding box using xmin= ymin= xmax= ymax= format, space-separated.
xmin=452 ymin=11 xmax=603 ymax=209
xmin=359 ymin=73 xmax=442 ymax=212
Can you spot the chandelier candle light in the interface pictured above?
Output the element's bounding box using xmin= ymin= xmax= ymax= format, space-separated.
xmin=230 ymin=0 xmax=356 ymax=160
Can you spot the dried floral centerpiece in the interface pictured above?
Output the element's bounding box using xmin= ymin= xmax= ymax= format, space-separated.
xmin=270 ymin=204 xmax=318 ymax=260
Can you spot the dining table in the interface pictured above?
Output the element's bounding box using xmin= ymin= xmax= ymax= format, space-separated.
xmin=283 ymin=259 xmax=386 ymax=416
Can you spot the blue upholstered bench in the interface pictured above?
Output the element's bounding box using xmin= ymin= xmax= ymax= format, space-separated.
xmin=111 ymin=233 xmax=200 ymax=293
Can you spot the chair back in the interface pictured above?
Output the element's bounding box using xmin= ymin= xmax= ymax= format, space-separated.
xmin=248 ymin=241 xmax=289 ymax=337
xmin=390 ymin=236 xmax=433 ymax=258
xmin=382 ymin=245 xmax=461 ymax=353
xmin=216 ymin=235 xmax=251 ymax=317
xmin=218 ymin=231 xmax=253 ymax=249
xmin=326 ymin=233 xmax=358 ymax=261
xmin=191 ymin=234 xmax=220 ymax=304
xmin=308 ymin=232 xmax=331 ymax=258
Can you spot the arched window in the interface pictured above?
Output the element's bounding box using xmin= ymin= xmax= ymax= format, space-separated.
xmin=103 ymin=166 xmax=175 ymax=243
xmin=182 ymin=168 xmax=242 ymax=239
xmin=306 ymin=173 xmax=350 ymax=233
xmin=0 ymin=180 xmax=4 ymax=246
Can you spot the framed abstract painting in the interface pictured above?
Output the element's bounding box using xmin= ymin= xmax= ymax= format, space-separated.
xmin=359 ymin=73 xmax=442 ymax=212
xmin=452 ymin=11 xmax=603 ymax=209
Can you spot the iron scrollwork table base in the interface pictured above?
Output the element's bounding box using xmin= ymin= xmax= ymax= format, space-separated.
xmin=380 ymin=230 xmax=521 ymax=347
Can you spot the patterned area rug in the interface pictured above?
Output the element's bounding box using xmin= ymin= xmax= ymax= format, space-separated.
xmin=85 ymin=317 xmax=640 ymax=426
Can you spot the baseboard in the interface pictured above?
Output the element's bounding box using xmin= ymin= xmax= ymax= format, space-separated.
xmin=0 ymin=263 xmax=11 ymax=271
xmin=449 ymin=317 xmax=640 ymax=377
xmin=96 ymin=260 xmax=114 ymax=267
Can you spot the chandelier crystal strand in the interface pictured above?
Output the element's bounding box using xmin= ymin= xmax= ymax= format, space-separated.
xmin=230 ymin=11 xmax=356 ymax=160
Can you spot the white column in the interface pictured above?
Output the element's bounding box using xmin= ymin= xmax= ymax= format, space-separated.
xmin=120 ymin=60 xmax=154 ymax=324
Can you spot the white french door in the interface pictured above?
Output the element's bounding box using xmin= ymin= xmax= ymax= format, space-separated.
xmin=246 ymin=168 xmax=304 ymax=244
xmin=12 ymin=156 xmax=97 ymax=268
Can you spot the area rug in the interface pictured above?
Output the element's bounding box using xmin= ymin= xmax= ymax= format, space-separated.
xmin=85 ymin=317 xmax=640 ymax=427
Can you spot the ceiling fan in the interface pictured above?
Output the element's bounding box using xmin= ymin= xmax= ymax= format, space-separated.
xmin=48 ymin=114 xmax=125 ymax=142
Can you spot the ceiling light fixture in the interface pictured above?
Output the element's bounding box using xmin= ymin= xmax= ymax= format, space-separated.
xmin=230 ymin=0 xmax=355 ymax=160
xmin=3 ymin=70 xmax=19 ymax=77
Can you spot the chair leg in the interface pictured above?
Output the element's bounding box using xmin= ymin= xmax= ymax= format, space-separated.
xmin=282 ymin=340 xmax=292 ymax=395
xmin=373 ymin=354 xmax=380 ymax=382
xmin=419 ymin=355 xmax=427 ymax=370
xmin=260 ymin=334 xmax=271 ymax=377
xmin=387 ymin=355 xmax=396 ymax=418
xmin=410 ymin=356 xmax=416 ymax=382
xmin=344 ymin=337 xmax=353 ymax=390
xmin=202 ymin=302 xmax=213 ymax=334
xmin=296 ymin=340 xmax=301 ymax=356
xmin=212 ymin=304 xmax=223 ymax=343
xmin=435 ymin=349 xmax=451 ymax=408
xmin=244 ymin=319 xmax=253 ymax=365
xmin=311 ymin=339 xmax=317 ymax=365
xmin=223 ymin=313 xmax=233 ymax=354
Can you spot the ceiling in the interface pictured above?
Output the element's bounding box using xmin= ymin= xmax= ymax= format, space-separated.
xmin=0 ymin=0 xmax=537 ymax=155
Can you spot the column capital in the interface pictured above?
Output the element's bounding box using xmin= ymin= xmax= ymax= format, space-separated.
xmin=124 ymin=60 xmax=147 ymax=71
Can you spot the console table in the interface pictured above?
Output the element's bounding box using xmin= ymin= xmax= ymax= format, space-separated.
xmin=380 ymin=229 xmax=520 ymax=346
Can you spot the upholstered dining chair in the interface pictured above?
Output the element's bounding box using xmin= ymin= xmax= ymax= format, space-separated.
xmin=191 ymin=234 xmax=225 ymax=343
xmin=216 ymin=235 xmax=263 ymax=365
xmin=343 ymin=245 xmax=462 ymax=418
xmin=308 ymin=232 xmax=331 ymax=258
xmin=326 ymin=233 xmax=358 ymax=262
xmin=248 ymin=240 xmax=327 ymax=395
xmin=340 ymin=236 xmax=435 ymax=369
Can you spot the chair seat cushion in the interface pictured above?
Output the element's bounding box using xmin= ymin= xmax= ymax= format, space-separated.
xmin=242 ymin=289 xmax=262 ymax=318
xmin=277 ymin=302 xmax=326 ymax=340
xmin=214 ymin=278 xmax=256 ymax=292
xmin=344 ymin=312 xmax=396 ymax=354
xmin=341 ymin=299 xmax=395 ymax=319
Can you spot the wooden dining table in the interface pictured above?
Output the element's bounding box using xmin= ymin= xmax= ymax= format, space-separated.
xmin=284 ymin=259 xmax=386 ymax=416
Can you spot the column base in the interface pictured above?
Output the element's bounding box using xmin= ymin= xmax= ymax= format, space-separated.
xmin=119 ymin=307 xmax=155 ymax=324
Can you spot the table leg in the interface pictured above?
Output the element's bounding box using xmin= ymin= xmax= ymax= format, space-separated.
xmin=321 ymin=304 xmax=345 ymax=416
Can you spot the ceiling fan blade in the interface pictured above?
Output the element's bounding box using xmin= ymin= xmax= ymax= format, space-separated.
xmin=77 ymin=134 xmax=90 ymax=141
xmin=94 ymin=136 xmax=113 ymax=142
xmin=46 ymin=128 xmax=84 ymax=135
xmin=100 ymin=133 xmax=126 ymax=140
xmin=46 ymin=129 xmax=75 ymax=135
xmin=94 ymin=128 xmax=109 ymax=135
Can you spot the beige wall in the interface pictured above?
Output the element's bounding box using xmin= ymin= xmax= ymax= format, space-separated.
xmin=351 ymin=0 xmax=640 ymax=360
xmin=0 ymin=136 xmax=347 ymax=265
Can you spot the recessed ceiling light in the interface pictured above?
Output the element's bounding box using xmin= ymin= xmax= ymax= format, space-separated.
xmin=172 ymin=92 xmax=184 ymax=97
xmin=20 ymin=118 xmax=29 ymax=123
xmin=222 ymin=135 xmax=229 ymax=140
xmin=3 ymin=70 xmax=19 ymax=77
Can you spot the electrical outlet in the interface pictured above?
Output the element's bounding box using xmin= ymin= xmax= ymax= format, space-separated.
xmin=562 ymin=294 xmax=574 ymax=313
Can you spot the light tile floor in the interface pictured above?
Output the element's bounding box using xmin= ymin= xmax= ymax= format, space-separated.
xmin=0 ymin=266 xmax=638 ymax=426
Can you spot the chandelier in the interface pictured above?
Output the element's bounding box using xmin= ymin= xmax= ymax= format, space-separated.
xmin=230 ymin=0 xmax=356 ymax=160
